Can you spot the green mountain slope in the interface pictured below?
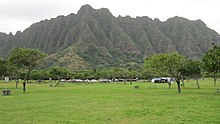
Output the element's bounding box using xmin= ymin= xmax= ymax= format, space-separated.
xmin=0 ymin=4 xmax=219 ymax=70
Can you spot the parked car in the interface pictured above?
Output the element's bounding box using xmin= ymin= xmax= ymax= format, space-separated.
xmin=151 ymin=77 xmax=175 ymax=83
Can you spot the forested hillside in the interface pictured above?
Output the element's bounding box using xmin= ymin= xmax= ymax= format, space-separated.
xmin=0 ymin=4 xmax=219 ymax=69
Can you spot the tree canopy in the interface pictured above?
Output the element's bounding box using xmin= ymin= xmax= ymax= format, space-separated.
xmin=8 ymin=48 xmax=47 ymax=69
xmin=49 ymin=66 xmax=70 ymax=87
xmin=8 ymin=48 xmax=47 ymax=92
xmin=49 ymin=66 xmax=70 ymax=80
xmin=202 ymin=45 xmax=220 ymax=86
xmin=144 ymin=53 xmax=186 ymax=93
xmin=181 ymin=60 xmax=201 ymax=78
xmin=180 ymin=59 xmax=202 ymax=88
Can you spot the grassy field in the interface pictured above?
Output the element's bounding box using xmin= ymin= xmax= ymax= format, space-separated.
xmin=0 ymin=79 xmax=220 ymax=124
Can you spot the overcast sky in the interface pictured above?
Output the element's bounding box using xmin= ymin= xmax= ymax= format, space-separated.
xmin=0 ymin=0 xmax=220 ymax=34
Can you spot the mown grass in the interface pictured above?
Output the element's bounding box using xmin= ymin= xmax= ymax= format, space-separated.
xmin=0 ymin=79 xmax=220 ymax=124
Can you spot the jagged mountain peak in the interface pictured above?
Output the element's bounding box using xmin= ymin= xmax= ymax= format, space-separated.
xmin=0 ymin=5 xmax=219 ymax=69
xmin=166 ymin=16 xmax=189 ymax=24
xmin=77 ymin=4 xmax=95 ymax=16
xmin=95 ymin=7 xmax=113 ymax=17
xmin=153 ymin=18 xmax=161 ymax=22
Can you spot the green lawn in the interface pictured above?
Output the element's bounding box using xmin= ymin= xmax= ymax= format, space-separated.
xmin=0 ymin=79 xmax=220 ymax=124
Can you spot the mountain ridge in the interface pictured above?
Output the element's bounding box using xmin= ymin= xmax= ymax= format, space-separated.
xmin=0 ymin=4 xmax=219 ymax=69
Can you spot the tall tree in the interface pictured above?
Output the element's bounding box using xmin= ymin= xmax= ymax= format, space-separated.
xmin=180 ymin=60 xmax=202 ymax=88
xmin=8 ymin=48 xmax=47 ymax=92
xmin=202 ymin=45 xmax=220 ymax=86
xmin=144 ymin=53 xmax=186 ymax=93
xmin=49 ymin=66 xmax=70 ymax=87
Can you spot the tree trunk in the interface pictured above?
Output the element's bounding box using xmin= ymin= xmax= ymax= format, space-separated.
xmin=181 ymin=76 xmax=185 ymax=87
xmin=177 ymin=80 xmax=181 ymax=93
xmin=123 ymin=78 xmax=126 ymax=85
xmin=214 ymin=76 xmax=217 ymax=87
xmin=83 ymin=79 xmax=88 ymax=85
xmin=129 ymin=78 xmax=132 ymax=84
xmin=23 ymin=70 xmax=31 ymax=93
xmin=196 ymin=78 xmax=200 ymax=89
xmin=54 ymin=79 xmax=61 ymax=87
xmin=168 ymin=82 xmax=171 ymax=89
xmin=16 ymin=81 xmax=18 ymax=89
xmin=16 ymin=76 xmax=19 ymax=89
xmin=23 ymin=82 xmax=26 ymax=93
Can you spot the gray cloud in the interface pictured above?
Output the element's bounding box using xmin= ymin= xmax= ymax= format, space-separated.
xmin=0 ymin=1 xmax=64 ymax=21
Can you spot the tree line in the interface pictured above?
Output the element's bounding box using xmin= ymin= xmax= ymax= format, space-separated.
xmin=0 ymin=45 xmax=220 ymax=93
xmin=144 ymin=45 xmax=220 ymax=93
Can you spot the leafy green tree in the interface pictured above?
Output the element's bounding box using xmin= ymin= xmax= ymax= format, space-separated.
xmin=140 ymin=70 xmax=154 ymax=80
xmin=144 ymin=54 xmax=171 ymax=88
xmin=144 ymin=53 xmax=186 ymax=93
xmin=80 ymin=70 xmax=93 ymax=83
xmin=112 ymin=68 xmax=129 ymax=84
xmin=71 ymin=71 xmax=81 ymax=79
xmin=128 ymin=69 xmax=140 ymax=84
xmin=0 ymin=59 xmax=7 ymax=77
xmin=49 ymin=66 xmax=70 ymax=87
xmin=30 ymin=70 xmax=50 ymax=82
xmin=180 ymin=60 xmax=202 ymax=88
xmin=202 ymin=45 xmax=220 ymax=86
xmin=5 ymin=62 xmax=20 ymax=77
xmin=8 ymin=48 xmax=47 ymax=92
xmin=99 ymin=69 xmax=111 ymax=79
